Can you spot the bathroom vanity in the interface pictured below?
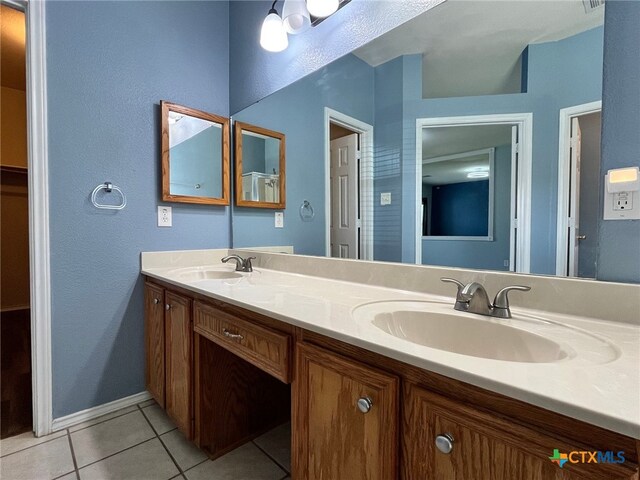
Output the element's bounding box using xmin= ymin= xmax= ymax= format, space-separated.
xmin=141 ymin=249 xmax=639 ymax=480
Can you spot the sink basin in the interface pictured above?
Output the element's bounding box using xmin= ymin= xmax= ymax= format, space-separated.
xmin=169 ymin=266 xmax=243 ymax=282
xmin=371 ymin=309 xmax=568 ymax=363
xmin=351 ymin=301 xmax=621 ymax=364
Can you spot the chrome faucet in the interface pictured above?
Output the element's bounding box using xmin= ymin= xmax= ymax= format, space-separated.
xmin=441 ymin=278 xmax=531 ymax=319
xmin=221 ymin=255 xmax=255 ymax=272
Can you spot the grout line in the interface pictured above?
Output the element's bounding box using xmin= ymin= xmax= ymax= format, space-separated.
xmin=182 ymin=458 xmax=210 ymax=476
xmin=138 ymin=402 xmax=184 ymax=476
xmin=251 ymin=440 xmax=290 ymax=476
xmin=0 ymin=431 xmax=67 ymax=459
xmin=66 ymin=429 xmax=81 ymax=480
xmin=75 ymin=437 xmax=157 ymax=471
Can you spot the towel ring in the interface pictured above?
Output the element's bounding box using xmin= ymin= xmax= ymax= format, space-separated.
xmin=91 ymin=182 xmax=127 ymax=210
xmin=300 ymin=199 xmax=315 ymax=221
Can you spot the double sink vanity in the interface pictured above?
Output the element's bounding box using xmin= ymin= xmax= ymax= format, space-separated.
xmin=141 ymin=248 xmax=640 ymax=480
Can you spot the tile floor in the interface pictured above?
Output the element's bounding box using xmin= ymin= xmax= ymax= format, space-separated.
xmin=0 ymin=399 xmax=291 ymax=480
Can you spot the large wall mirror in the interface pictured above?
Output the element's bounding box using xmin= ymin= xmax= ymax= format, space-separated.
xmin=161 ymin=101 xmax=230 ymax=205
xmin=234 ymin=121 xmax=286 ymax=209
xmin=229 ymin=1 xmax=637 ymax=283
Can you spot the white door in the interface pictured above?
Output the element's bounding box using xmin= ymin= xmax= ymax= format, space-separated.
xmin=568 ymin=117 xmax=582 ymax=277
xmin=509 ymin=125 xmax=519 ymax=272
xmin=330 ymin=133 xmax=359 ymax=259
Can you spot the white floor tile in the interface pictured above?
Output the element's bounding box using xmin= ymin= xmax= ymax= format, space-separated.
xmin=70 ymin=410 xmax=155 ymax=467
xmin=160 ymin=429 xmax=207 ymax=470
xmin=142 ymin=404 xmax=176 ymax=435
xmin=253 ymin=422 xmax=291 ymax=472
xmin=184 ymin=443 xmax=285 ymax=480
xmin=0 ymin=435 xmax=74 ymax=480
xmin=69 ymin=405 xmax=138 ymax=433
xmin=0 ymin=430 xmax=67 ymax=457
xmin=78 ymin=438 xmax=178 ymax=480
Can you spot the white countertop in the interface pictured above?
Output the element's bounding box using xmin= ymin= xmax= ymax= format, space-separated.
xmin=142 ymin=262 xmax=640 ymax=439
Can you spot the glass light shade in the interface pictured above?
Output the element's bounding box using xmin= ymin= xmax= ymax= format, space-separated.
xmin=260 ymin=11 xmax=289 ymax=52
xmin=282 ymin=0 xmax=311 ymax=34
xmin=306 ymin=0 xmax=339 ymax=18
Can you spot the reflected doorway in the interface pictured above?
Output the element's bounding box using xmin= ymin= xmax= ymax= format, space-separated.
xmin=324 ymin=108 xmax=374 ymax=261
xmin=416 ymin=114 xmax=533 ymax=273
xmin=556 ymin=101 xmax=602 ymax=278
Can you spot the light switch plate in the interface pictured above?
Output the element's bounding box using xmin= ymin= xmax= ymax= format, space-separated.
xmin=381 ymin=192 xmax=392 ymax=206
xmin=275 ymin=211 xmax=284 ymax=228
xmin=158 ymin=206 xmax=172 ymax=227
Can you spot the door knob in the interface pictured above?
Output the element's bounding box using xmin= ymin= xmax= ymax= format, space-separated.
xmin=357 ymin=396 xmax=373 ymax=413
xmin=577 ymin=235 xmax=587 ymax=240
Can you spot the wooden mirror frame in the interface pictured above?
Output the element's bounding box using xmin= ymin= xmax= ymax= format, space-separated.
xmin=161 ymin=101 xmax=230 ymax=205
xmin=234 ymin=121 xmax=286 ymax=209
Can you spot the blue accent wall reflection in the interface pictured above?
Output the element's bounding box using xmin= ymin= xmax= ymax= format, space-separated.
xmin=46 ymin=0 xmax=230 ymax=418
xmin=431 ymin=181 xmax=489 ymax=237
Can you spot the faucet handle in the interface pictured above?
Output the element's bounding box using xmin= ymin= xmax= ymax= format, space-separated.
xmin=440 ymin=278 xmax=466 ymax=301
xmin=243 ymin=257 xmax=256 ymax=272
xmin=493 ymin=285 xmax=531 ymax=309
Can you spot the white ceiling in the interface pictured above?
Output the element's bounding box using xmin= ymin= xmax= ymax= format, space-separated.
xmin=354 ymin=0 xmax=604 ymax=98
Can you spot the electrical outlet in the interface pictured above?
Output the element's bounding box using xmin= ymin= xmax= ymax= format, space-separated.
xmin=380 ymin=192 xmax=391 ymax=206
xmin=158 ymin=206 xmax=172 ymax=227
xmin=613 ymin=192 xmax=632 ymax=211
xmin=275 ymin=211 xmax=284 ymax=228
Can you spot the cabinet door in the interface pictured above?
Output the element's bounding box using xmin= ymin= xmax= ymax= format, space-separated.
xmin=293 ymin=342 xmax=399 ymax=480
xmin=144 ymin=283 xmax=165 ymax=407
xmin=165 ymin=291 xmax=193 ymax=438
xmin=402 ymin=385 xmax=637 ymax=480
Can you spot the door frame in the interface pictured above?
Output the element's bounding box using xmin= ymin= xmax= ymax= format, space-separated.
xmin=415 ymin=113 xmax=533 ymax=273
xmin=3 ymin=0 xmax=53 ymax=436
xmin=324 ymin=108 xmax=374 ymax=260
xmin=555 ymin=101 xmax=602 ymax=276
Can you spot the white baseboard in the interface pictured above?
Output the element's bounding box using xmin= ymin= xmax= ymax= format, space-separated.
xmin=51 ymin=391 xmax=152 ymax=432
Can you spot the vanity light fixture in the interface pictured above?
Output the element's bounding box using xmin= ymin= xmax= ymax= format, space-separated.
xmin=260 ymin=0 xmax=289 ymax=52
xmin=282 ymin=0 xmax=311 ymax=34
xmin=306 ymin=0 xmax=339 ymax=18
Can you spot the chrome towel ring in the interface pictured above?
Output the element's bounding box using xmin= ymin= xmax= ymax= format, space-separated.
xmin=91 ymin=182 xmax=127 ymax=210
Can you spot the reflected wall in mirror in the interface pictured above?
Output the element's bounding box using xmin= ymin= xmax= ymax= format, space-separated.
xmin=161 ymin=101 xmax=230 ymax=205
xmin=234 ymin=122 xmax=286 ymax=209
xmin=229 ymin=1 xmax=633 ymax=282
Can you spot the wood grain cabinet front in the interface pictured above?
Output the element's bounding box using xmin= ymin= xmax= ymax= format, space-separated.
xmin=164 ymin=291 xmax=193 ymax=438
xmin=293 ymin=342 xmax=400 ymax=480
xmin=402 ymin=384 xmax=638 ymax=480
xmin=144 ymin=283 xmax=165 ymax=408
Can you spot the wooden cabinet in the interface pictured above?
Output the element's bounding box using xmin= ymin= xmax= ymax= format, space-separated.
xmin=144 ymin=283 xmax=165 ymax=407
xmin=144 ymin=283 xmax=193 ymax=438
xmin=402 ymin=384 xmax=637 ymax=480
xmin=293 ymin=342 xmax=399 ymax=480
xmin=164 ymin=291 xmax=193 ymax=437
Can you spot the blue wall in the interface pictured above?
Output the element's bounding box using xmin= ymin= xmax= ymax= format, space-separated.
xmin=597 ymin=0 xmax=640 ymax=283
xmin=422 ymin=145 xmax=512 ymax=271
xmin=431 ymin=180 xmax=489 ymax=236
xmin=395 ymin=27 xmax=603 ymax=274
xmin=170 ymin=126 xmax=222 ymax=198
xmin=46 ymin=0 xmax=230 ymax=418
xmin=228 ymin=0 xmax=443 ymax=113
xmin=232 ymin=54 xmax=374 ymax=255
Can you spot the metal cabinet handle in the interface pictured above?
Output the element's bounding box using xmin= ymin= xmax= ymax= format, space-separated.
xmin=222 ymin=328 xmax=244 ymax=340
xmin=357 ymin=397 xmax=373 ymax=414
xmin=165 ymin=304 xmax=171 ymax=311
xmin=577 ymin=235 xmax=587 ymax=240
xmin=435 ymin=433 xmax=454 ymax=454
xmin=153 ymin=298 xmax=160 ymax=304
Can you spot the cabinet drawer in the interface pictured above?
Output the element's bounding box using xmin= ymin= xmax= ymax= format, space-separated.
xmin=193 ymin=301 xmax=291 ymax=383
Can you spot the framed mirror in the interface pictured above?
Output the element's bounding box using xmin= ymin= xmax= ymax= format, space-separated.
xmin=161 ymin=101 xmax=230 ymax=205
xmin=234 ymin=121 xmax=286 ymax=209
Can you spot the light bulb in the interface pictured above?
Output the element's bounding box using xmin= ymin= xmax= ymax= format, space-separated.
xmin=306 ymin=0 xmax=339 ymax=18
xmin=282 ymin=0 xmax=310 ymax=34
xmin=260 ymin=10 xmax=289 ymax=52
